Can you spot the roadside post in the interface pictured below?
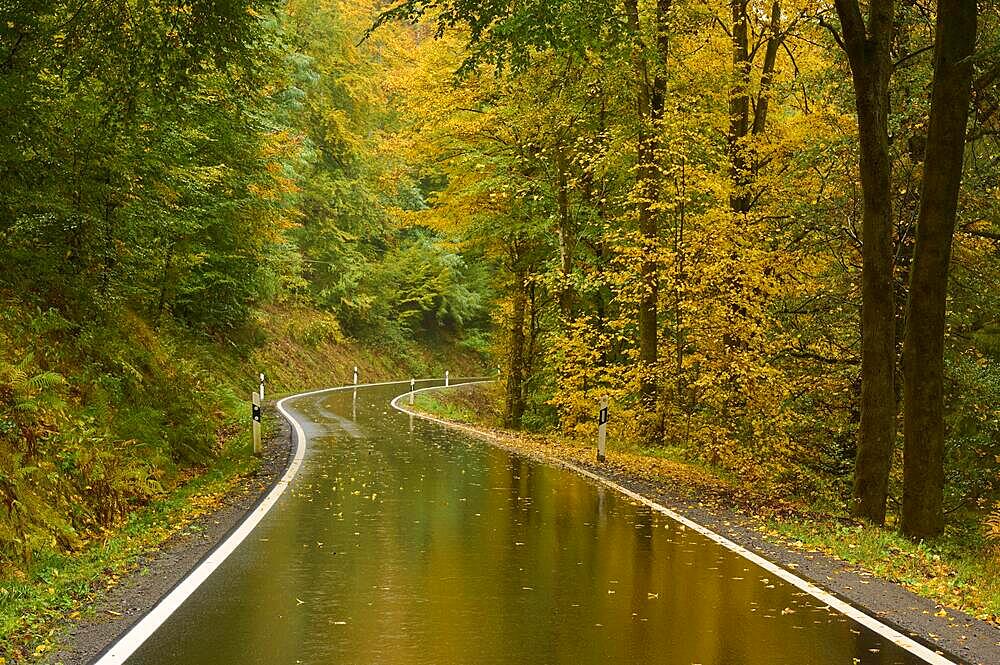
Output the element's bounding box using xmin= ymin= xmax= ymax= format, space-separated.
xmin=597 ymin=396 xmax=609 ymax=462
xmin=445 ymin=370 xmax=450 ymax=387
xmin=409 ymin=378 xmax=415 ymax=405
xmin=259 ymin=372 xmax=265 ymax=401
xmin=353 ymin=366 xmax=358 ymax=386
xmin=252 ymin=392 xmax=262 ymax=456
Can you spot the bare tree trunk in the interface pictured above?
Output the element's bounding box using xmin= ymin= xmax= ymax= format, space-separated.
xmin=751 ymin=1 xmax=783 ymax=137
xmin=155 ymin=240 xmax=176 ymax=326
xmin=673 ymin=157 xmax=689 ymax=426
xmin=901 ymin=0 xmax=977 ymax=540
xmin=99 ymin=170 xmax=116 ymax=299
xmin=729 ymin=0 xmax=782 ymax=214
xmin=833 ymin=0 xmax=897 ymax=525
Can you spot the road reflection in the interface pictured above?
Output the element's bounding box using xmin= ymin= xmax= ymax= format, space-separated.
xmin=125 ymin=383 xmax=928 ymax=665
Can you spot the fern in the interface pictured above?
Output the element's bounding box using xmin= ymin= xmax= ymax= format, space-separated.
xmin=987 ymin=507 xmax=1000 ymax=549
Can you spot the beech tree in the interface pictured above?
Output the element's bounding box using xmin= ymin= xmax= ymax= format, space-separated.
xmin=826 ymin=0 xmax=897 ymax=526
xmin=901 ymin=0 xmax=978 ymax=539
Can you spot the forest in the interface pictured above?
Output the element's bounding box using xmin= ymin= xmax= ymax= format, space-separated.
xmin=1 ymin=0 xmax=1000 ymax=650
xmin=0 ymin=0 xmax=491 ymax=576
xmin=375 ymin=0 xmax=999 ymax=544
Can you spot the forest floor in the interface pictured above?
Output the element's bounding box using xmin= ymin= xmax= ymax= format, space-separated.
xmin=409 ymin=383 xmax=1000 ymax=665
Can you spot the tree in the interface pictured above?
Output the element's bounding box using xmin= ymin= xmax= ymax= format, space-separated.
xmin=901 ymin=0 xmax=978 ymax=539
xmin=624 ymin=0 xmax=671 ymax=440
xmin=827 ymin=0 xmax=898 ymax=526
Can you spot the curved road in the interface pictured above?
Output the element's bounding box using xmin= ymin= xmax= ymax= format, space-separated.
xmin=106 ymin=381 xmax=940 ymax=665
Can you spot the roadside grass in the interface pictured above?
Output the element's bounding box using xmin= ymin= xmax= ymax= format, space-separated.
xmin=0 ymin=419 xmax=263 ymax=664
xmin=412 ymin=383 xmax=1000 ymax=627
xmin=765 ymin=517 xmax=1000 ymax=623
xmin=413 ymin=393 xmax=481 ymax=423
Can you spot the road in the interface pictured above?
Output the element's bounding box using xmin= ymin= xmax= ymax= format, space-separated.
xmin=106 ymin=380 xmax=941 ymax=665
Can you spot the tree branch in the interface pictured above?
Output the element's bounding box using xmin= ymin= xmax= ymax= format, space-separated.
xmin=817 ymin=14 xmax=847 ymax=53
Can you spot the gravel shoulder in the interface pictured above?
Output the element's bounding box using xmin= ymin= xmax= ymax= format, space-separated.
xmin=46 ymin=407 xmax=293 ymax=665
xmin=401 ymin=393 xmax=1000 ymax=665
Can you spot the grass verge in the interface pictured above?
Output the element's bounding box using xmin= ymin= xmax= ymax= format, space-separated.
xmin=0 ymin=419 xmax=263 ymax=663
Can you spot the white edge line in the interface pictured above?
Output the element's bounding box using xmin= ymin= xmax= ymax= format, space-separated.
xmin=391 ymin=382 xmax=957 ymax=665
xmin=93 ymin=377 xmax=461 ymax=665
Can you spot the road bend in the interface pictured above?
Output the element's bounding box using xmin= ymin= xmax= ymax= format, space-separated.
xmin=115 ymin=380 xmax=937 ymax=665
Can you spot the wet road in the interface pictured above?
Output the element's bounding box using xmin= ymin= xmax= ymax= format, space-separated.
xmin=123 ymin=381 xmax=933 ymax=665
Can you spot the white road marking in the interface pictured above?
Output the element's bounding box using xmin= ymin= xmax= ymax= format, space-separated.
xmin=391 ymin=383 xmax=957 ymax=665
xmin=93 ymin=378 xmax=451 ymax=665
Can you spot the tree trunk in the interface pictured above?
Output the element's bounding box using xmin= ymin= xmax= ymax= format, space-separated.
xmin=901 ymin=0 xmax=977 ymax=540
xmin=728 ymin=0 xmax=781 ymax=214
xmin=751 ymin=2 xmax=783 ymax=138
xmin=625 ymin=0 xmax=670 ymax=440
xmin=504 ymin=264 xmax=528 ymax=429
xmin=155 ymin=240 xmax=176 ymax=326
xmin=673 ymin=156 xmax=689 ymax=424
xmin=555 ymin=147 xmax=575 ymax=318
xmin=729 ymin=0 xmax=751 ymax=215
xmin=834 ymin=0 xmax=897 ymax=525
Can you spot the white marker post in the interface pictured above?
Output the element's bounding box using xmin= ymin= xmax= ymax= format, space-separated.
xmin=353 ymin=366 xmax=358 ymax=386
xmin=259 ymin=372 xmax=265 ymax=401
xmin=597 ymin=396 xmax=609 ymax=462
xmin=409 ymin=378 xmax=415 ymax=405
xmin=252 ymin=392 xmax=262 ymax=456
xmin=445 ymin=370 xmax=450 ymax=387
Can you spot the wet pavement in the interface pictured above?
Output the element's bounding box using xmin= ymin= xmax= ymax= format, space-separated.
xmin=123 ymin=382 xmax=931 ymax=665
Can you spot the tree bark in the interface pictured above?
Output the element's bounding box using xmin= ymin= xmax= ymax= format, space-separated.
xmin=555 ymin=147 xmax=575 ymax=318
xmin=504 ymin=263 xmax=528 ymax=429
xmin=833 ymin=0 xmax=897 ymax=525
xmin=751 ymin=1 xmax=783 ymax=137
xmin=901 ymin=0 xmax=977 ymax=540
xmin=728 ymin=0 xmax=782 ymax=215
xmin=729 ymin=1 xmax=751 ymax=214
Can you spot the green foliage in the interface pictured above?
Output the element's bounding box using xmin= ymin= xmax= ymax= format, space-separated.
xmin=944 ymin=352 xmax=1000 ymax=511
xmin=343 ymin=234 xmax=489 ymax=343
xmin=372 ymin=0 xmax=626 ymax=74
xmin=1 ymin=0 xmax=290 ymax=329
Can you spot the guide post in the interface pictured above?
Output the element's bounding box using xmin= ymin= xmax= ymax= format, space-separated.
xmin=410 ymin=378 xmax=415 ymax=405
xmin=252 ymin=392 xmax=262 ymax=456
xmin=597 ymin=396 xmax=609 ymax=462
